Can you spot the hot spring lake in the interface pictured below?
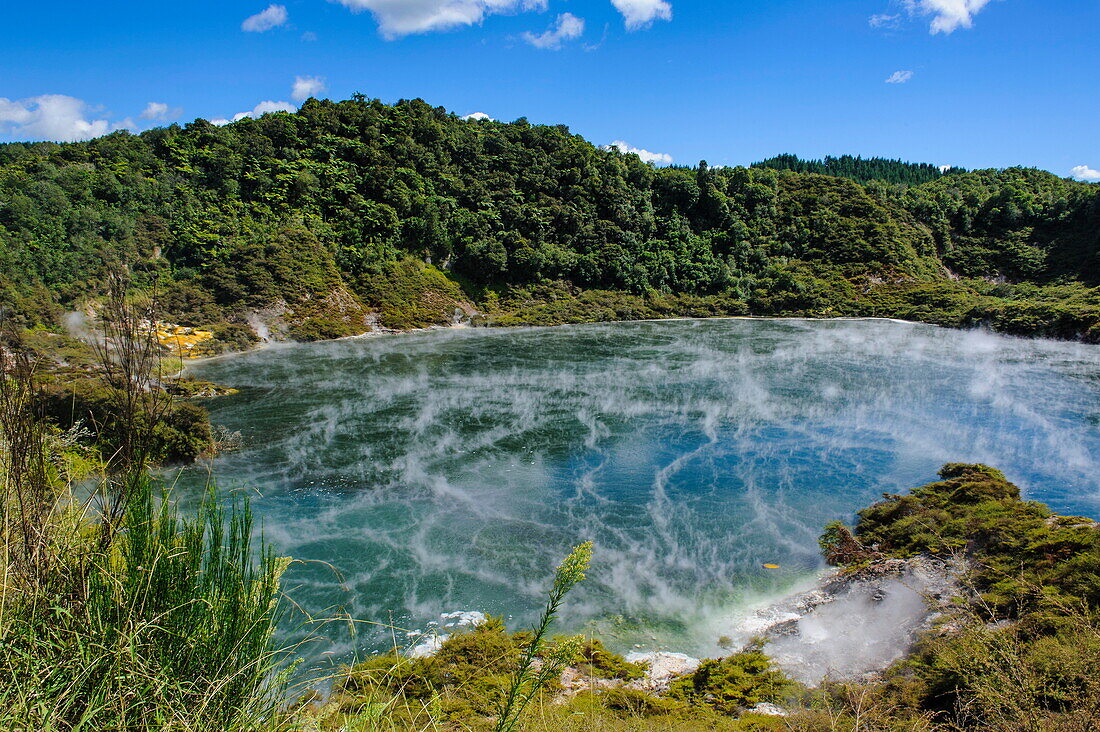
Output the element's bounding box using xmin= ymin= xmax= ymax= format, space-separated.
xmin=174 ymin=318 xmax=1100 ymax=662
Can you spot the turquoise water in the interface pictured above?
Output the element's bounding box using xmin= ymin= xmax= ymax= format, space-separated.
xmin=177 ymin=319 xmax=1100 ymax=661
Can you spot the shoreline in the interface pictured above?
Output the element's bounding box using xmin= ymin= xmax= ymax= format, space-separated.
xmin=183 ymin=306 xmax=1100 ymax=372
xmin=182 ymin=313 xmax=948 ymax=371
xmin=402 ymin=556 xmax=959 ymax=692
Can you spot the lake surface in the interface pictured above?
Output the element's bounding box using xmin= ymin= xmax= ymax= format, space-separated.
xmin=177 ymin=319 xmax=1100 ymax=662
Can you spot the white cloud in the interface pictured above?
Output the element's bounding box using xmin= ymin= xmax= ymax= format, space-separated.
xmin=0 ymin=99 xmax=34 ymax=127
xmin=302 ymin=31 xmax=319 ymax=41
xmin=211 ymin=118 xmax=232 ymax=126
xmin=904 ymin=0 xmax=996 ymax=34
xmin=462 ymin=111 xmax=494 ymax=121
xmin=141 ymin=102 xmax=169 ymax=120
xmin=522 ymin=12 xmax=585 ymax=49
xmin=869 ymin=13 xmax=901 ymax=29
xmin=335 ymin=0 xmax=548 ymax=39
xmin=0 ymin=95 xmax=119 ymax=142
xmin=231 ymin=100 xmax=297 ymax=122
xmin=1070 ymin=165 xmax=1100 ymax=183
xmin=885 ymin=70 xmax=914 ymax=84
xmin=604 ymin=140 xmax=673 ymax=165
xmin=938 ymin=164 xmax=954 ymax=173
xmin=292 ymin=75 xmax=327 ymax=102
xmin=140 ymin=101 xmax=181 ymax=121
xmin=242 ymin=4 xmax=288 ymax=32
xmin=610 ymin=0 xmax=672 ymax=30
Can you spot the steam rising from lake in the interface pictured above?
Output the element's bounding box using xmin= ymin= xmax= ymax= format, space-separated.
xmin=178 ymin=319 xmax=1100 ymax=663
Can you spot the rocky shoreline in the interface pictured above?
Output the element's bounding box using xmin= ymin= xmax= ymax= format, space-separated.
xmin=408 ymin=555 xmax=963 ymax=706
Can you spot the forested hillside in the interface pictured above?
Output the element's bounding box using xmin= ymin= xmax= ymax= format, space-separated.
xmin=1 ymin=96 xmax=1097 ymax=344
xmin=752 ymin=153 xmax=956 ymax=186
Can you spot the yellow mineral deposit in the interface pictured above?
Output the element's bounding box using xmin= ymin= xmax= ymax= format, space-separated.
xmin=152 ymin=322 xmax=214 ymax=357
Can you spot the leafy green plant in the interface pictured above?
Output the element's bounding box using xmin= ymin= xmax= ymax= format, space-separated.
xmin=494 ymin=541 xmax=593 ymax=732
xmin=0 ymin=300 xmax=289 ymax=731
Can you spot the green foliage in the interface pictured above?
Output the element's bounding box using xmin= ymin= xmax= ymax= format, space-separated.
xmin=3 ymin=323 xmax=284 ymax=730
xmin=199 ymin=226 xmax=343 ymax=309
xmin=753 ymin=153 xmax=958 ymax=186
xmin=1 ymin=97 xmax=1095 ymax=347
xmin=574 ymin=638 xmax=648 ymax=681
xmin=821 ymin=464 xmax=1100 ymax=729
xmin=332 ymin=544 xmax=594 ymax=731
xmin=206 ymin=320 xmax=261 ymax=353
xmin=288 ymin=315 xmax=359 ymax=341
xmin=669 ymin=651 xmax=797 ymax=714
xmin=496 ymin=541 xmax=593 ymax=732
xmin=36 ymin=376 xmax=213 ymax=463
xmin=0 ymin=476 xmax=286 ymax=730
xmin=900 ymin=167 xmax=1100 ymax=284
xmin=336 ymin=623 xmax=522 ymax=724
xmin=599 ymin=687 xmax=687 ymax=716
xmin=356 ymin=257 xmax=470 ymax=329
xmin=842 ymin=463 xmax=1100 ymax=617
xmin=484 ymin=282 xmax=747 ymax=327
xmin=901 ymin=614 xmax=1100 ymax=728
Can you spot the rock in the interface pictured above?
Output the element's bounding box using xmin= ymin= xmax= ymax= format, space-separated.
xmin=558 ymin=667 xmax=624 ymax=698
xmin=749 ymin=702 xmax=788 ymax=717
xmin=408 ymin=610 xmax=488 ymax=658
xmin=439 ymin=610 xmax=487 ymax=628
xmin=409 ymin=634 xmax=445 ymax=658
xmin=741 ymin=557 xmax=964 ymax=685
xmin=625 ymin=651 xmax=700 ymax=681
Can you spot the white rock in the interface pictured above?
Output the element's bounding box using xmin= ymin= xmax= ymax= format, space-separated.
xmin=737 ymin=611 xmax=800 ymax=635
xmin=440 ymin=610 xmax=488 ymax=628
xmin=409 ymin=634 xmax=445 ymax=658
xmin=750 ymin=702 xmax=788 ymax=717
xmin=408 ymin=610 xmax=488 ymax=658
xmin=625 ymin=651 xmax=700 ymax=681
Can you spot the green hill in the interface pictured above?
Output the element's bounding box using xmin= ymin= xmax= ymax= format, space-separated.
xmin=1 ymin=96 xmax=1097 ymax=343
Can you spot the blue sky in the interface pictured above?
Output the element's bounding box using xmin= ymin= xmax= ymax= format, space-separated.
xmin=2 ymin=0 xmax=1098 ymax=180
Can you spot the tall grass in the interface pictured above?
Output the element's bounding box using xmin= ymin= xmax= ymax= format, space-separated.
xmin=0 ymin=479 xmax=288 ymax=730
xmin=0 ymin=334 xmax=53 ymax=584
xmin=0 ymin=285 xmax=290 ymax=731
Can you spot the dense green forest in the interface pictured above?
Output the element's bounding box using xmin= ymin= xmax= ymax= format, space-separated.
xmin=752 ymin=153 xmax=958 ymax=186
xmin=1 ymin=96 xmax=1098 ymax=347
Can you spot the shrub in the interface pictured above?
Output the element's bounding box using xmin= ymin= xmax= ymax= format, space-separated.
xmin=36 ymin=377 xmax=214 ymax=463
xmin=669 ymin=651 xmax=796 ymax=714
xmin=574 ymin=638 xmax=648 ymax=681
xmin=823 ymin=464 xmax=1100 ymax=729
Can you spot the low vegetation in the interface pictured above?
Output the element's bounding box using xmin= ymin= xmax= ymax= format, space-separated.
xmin=818 ymin=464 xmax=1100 ymax=730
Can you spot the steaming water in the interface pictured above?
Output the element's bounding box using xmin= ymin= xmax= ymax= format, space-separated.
xmin=175 ymin=319 xmax=1100 ymax=665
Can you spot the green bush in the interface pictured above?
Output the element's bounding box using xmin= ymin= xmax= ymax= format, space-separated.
xmin=37 ymin=377 xmax=214 ymax=463
xmin=669 ymin=651 xmax=796 ymax=714
xmin=823 ymin=464 xmax=1100 ymax=729
xmin=574 ymin=638 xmax=648 ymax=681
xmin=355 ymin=258 xmax=470 ymax=329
